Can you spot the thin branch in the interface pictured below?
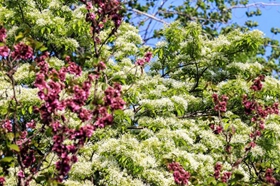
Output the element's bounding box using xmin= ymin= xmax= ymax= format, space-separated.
xmin=161 ymin=62 xmax=196 ymax=77
xmin=158 ymin=10 xmax=227 ymax=24
xmin=132 ymin=8 xmax=169 ymax=25
xmin=18 ymin=3 xmax=32 ymax=28
xmin=143 ymin=0 xmax=169 ymax=41
xmin=229 ymin=2 xmax=280 ymax=10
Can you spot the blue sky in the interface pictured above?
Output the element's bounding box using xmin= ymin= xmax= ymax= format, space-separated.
xmin=136 ymin=0 xmax=280 ymax=46
xmin=232 ymin=0 xmax=280 ymax=40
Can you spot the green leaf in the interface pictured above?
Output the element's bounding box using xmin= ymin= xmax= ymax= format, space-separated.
xmin=21 ymin=108 xmax=26 ymax=115
xmin=0 ymin=157 xmax=14 ymax=162
xmin=8 ymin=144 xmax=20 ymax=152
xmin=207 ymin=177 xmax=217 ymax=185
xmin=15 ymin=32 xmax=24 ymax=42
xmin=5 ymin=133 xmax=14 ymax=141
xmin=28 ymin=106 xmax=33 ymax=114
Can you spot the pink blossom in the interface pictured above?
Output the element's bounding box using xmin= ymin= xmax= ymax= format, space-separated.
xmin=0 ymin=27 xmax=7 ymax=42
xmin=0 ymin=177 xmax=5 ymax=185
xmin=34 ymin=73 xmax=47 ymax=91
xmin=73 ymin=85 xmax=88 ymax=102
xmin=144 ymin=51 xmax=152 ymax=62
xmin=213 ymin=94 xmax=228 ymax=112
xmin=66 ymin=99 xmax=81 ymax=112
xmin=65 ymin=55 xmax=71 ymax=62
xmin=257 ymin=106 xmax=268 ymax=118
xmin=214 ymin=162 xmax=222 ymax=180
xmin=104 ymin=84 xmax=125 ymax=110
xmin=86 ymin=12 xmax=96 ymax=21
xmin=37 ymin=60 xmax=49 ymax=74
xmin=58 ymin=67 xmax=67 ymax=81
xmin=2 ymin=120 xmax=12 ymax=132
xmin=136 ymin=58 xmax=145 ymax=66
xmin=17 ymin=170 xmax=25 ymax=178
xmin=51 ymin=121 xmax=62 ymax=132
xmin=80 ymin=124 xmax=94 ymax=138
xmin=86 ymin=2 xmax=93 ymax=10
xmin=26 ymin=120 xmax=36 ymax=129
xmin=21 ymin=147 xmax=36 ymax=168
xmin=66 ymin=145 xmax=77 ymax=154
xmin=97 ymin=61 xmax=106 ymax=71
xmin=67 ymin=62 xmax=82 ymax=76
xmin=79 ymin=108 xmax=92 ymax=122
xmin=71 ymin=155 xmax=78 ymax=163
xmin=260 ymin=121 xmax=265 ymax=130
xmin=11 ymin=43 xmax=33 ymax=60
xmin=48 ymin=80 xmax=62 ymax=95
xmin=168 ymin=162 xmax=190 ymax=185
xmin=221 ymin=172 xmax=232 ymax=183
xmin=250 ymin=75 xmax=265 ymax=91
xmin=0 ymin=46 xmax=9 ymax=57
xmin=265 ymin=168 xmax=276 ymax=184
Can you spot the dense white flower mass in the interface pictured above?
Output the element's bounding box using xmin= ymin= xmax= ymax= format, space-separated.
xmin=139 ymin=98 xmax=174 ymax=111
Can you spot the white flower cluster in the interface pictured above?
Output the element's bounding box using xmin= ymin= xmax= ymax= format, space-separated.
xmin=70 ymin=158 xmax=94 ymax=180
xmin=64 ymin=180 xmax=94 ymax=186
xmin=231 ymin=134 xmax=249 ymax=144
xmin=139 ymin=97 xmax=174 ymax=111
xmin=142 ymin=169 xmax=174 ymax=186
xmin=171 ymin=95 xmax=188 ymax=110
xmin=138 ymin=116 xmax=179 ymax=129
xmin=113 ymin=23 xmax=143 ymax=59
xmin=0 ymin=86 xmax=40 ymax=108
xmin=49 ymin=0 xmax=61 ymax=9
xmin=156 ymin=129 xmax=194 ymax=146
xmin=48 ymin=57 xmax=65 ymax=69
xmin=227 ymin=62 xmax=263 ymax=75
xmin=198 ymin=130 xmax=224 ymax=149
xmin=14 ymin=63 xmax=35 ymax=84
xmin=265 ymin=122 xmax=280 ymax=136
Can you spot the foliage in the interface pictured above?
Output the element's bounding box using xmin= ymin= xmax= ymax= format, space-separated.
xmin=125 ymin=0 xmax=280 ymax=73
xmin=0 ymin=0 xmax=280 ymax=186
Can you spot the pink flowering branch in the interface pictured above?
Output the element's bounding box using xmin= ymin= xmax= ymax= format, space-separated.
xmin=80 ymin=0 xmax=123 ymax=58
xmin=0 ymin=1 xmax=127 ymax=184
xmin=167 ymin=162 xmax=191 ymax=185
xmin=210 ymin=75 xmax=280 ymax=184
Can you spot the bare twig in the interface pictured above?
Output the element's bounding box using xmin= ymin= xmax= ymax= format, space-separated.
xmin=158 ymin=10 xmax=227 ymax=24
xmin=132 ymin=8 xmax=169 ymax=25
xmin=229 ymin=2 xmax=280 ymax=10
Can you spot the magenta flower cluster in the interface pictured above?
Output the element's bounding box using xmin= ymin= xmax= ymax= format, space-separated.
xmin=250 ymin=75 xmax=265 ymax=91
xmin=0 ymin=27 xmax=6 ymax=42
xmin=0 ymin=27 xmax=33 ymax=60
xmin=0 ymin=42 xmax=33 ymax=61
xmin=214 ymin=162 xmax=231 ymax=183
xmin=243 ymin=91 xmax=279 ymax=141
xmin=265 ymin=168 xmax=277 ymax=184
xmin=2 ymin=120 xmax=12 ymax=132
xmin=0 ymin=176 xmax=5 ymax=186
xmin=0 ymin=2 xmax=125 ymax=183
xmin=210 ymin=94 xmax=229 ymax=135
xmin=136 ymin=52 xmax=153 ymax=66
xmin=33 ymin=53 xmax=125 ymax=182
xmin=168 ymin=162 xmax=191 ymax=185
xmin=209 ymin=123 xmax=223 ymax=134
xmin=212 ymin=94 xmax=229 ymax=112
xmin=11 ymin=43 xmax=33 ymax=60
xmin=33 ymin=54 xmax=96 ymax=181
xmin=81 ymin=0 xmax=123 ymax=36
xmin=0 ymin=46 xmax=9 ymax=57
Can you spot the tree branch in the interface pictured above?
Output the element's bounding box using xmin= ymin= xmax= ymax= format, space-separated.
xmin=132 ymin=8 xmax=169 ymax=25
xmin=229 ymin=2 xmax=280 ymax=10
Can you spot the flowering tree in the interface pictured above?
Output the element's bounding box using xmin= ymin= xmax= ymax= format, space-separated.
xmin=0 ymin=0 xmax=280 ymax=186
